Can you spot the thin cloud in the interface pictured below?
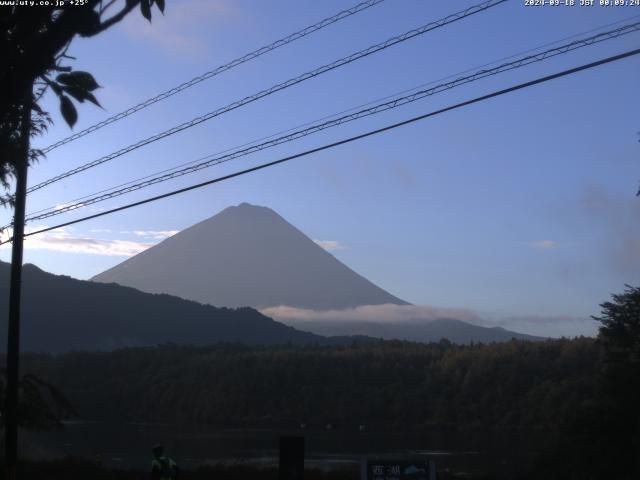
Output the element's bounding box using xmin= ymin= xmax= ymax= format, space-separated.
xmin=525 ymin=240 xmax=574 ymax=250
xmin=53 ymin=202 xmax=85 ymax=212
xmin=120 ymin=0 xmax=238 ymax=57
xmin=581 ymin=185 xmax=640 ymax=274
xmin=314 ymin=239 xmax=346 ymax=251
xmin=133 ymin=230 xmax=179 ymax=240
xmin=496 ymin=314 xmax=589 ymax=326
xmin=493 ymin=314 xmax=597 ymax=338
xmin=527 ymin=240 xmax=559 ymax=249
xmin=0 ymin=227 xmax=152 ymax=257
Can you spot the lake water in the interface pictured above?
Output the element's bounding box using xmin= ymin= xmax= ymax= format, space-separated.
xmin=22 ymin=421 xmax=552 ymax=478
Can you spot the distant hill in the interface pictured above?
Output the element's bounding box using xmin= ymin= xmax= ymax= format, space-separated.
xmin=273 ymin=317 xmax=544 ymax=344
xmin=92 ymin=203 xmax=408 ymax=309
xmin=0 ymin=262 xmax=358 ymax=353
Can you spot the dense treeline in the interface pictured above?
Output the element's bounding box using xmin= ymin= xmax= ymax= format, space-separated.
xmin=17 ymin=338 xmax=601 ymax=431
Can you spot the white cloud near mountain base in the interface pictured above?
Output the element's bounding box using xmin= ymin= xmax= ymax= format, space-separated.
xmin=261 ymin=304 xmax=596 ymax=338
xmin=261 ymin=303 xmax=482 ymax=325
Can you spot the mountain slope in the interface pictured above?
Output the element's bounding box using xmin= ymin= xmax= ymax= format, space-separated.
xmin=0 ymin=262 xmax=337 ymax=353
xmin=92 ymin=203 xmax=408 ymax=309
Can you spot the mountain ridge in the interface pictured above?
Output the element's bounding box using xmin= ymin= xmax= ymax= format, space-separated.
xmin=272 ymin=317 xmax=544 ymax=343
xmin=0 ymin=261 xmax=362 ymax=352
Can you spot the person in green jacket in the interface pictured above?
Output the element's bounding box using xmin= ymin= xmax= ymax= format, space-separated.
xmin=151 ymin=444 xmax=179 ymax=480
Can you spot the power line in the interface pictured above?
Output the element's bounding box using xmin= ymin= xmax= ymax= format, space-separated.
xmin=4 ymin=47 xmax=637 ymax=245
xmin=39 ymin=0 xmax=388 ymax=154
xmin=23 ymin=21 xmax=640 ymax=223
xmin=27 ymin=0 xmax=507 ymax=194
xmin=25 ymin=13 xmax=640 ymax=219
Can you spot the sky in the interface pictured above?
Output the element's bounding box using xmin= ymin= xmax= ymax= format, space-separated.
xmin=1 ymin=0 xmax=639 ymax=337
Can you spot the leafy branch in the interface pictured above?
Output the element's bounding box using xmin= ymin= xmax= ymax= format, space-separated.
xmin=0 ymin=0 xmax=166 ymax=196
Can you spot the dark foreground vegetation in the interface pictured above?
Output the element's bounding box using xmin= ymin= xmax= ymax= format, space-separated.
xmin=2 ymin=286 xmax=639 ymax=479
xmin=8 ymin=337 xmax=639 ymax=479
xmin=2 ymin=460 xmax=357 ymax=480
xmin=18 ymin=338 xmax=600 ymax=430
xmin=0 ymin=458 xmax=522 ymax=480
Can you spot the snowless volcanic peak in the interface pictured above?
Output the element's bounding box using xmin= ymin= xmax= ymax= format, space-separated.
xmin=92 ymin=203 xmax=408 ymax=310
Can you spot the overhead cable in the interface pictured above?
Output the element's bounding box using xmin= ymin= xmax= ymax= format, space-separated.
xmin=4 ymin=46 xmax=637 ymax=244
xmin=28 ymin=0 xmax=507 ymax=193
xmin=39 ymin=0 xmax=388 ymax=154
xmin=26 ymin=12 xmax=640 ymax=219
xmin=24 ymin=21 xmax=640 ymax=223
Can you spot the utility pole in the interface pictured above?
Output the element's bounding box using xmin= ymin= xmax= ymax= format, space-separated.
xmin=5 ymin=86 xmax=32 ymax=480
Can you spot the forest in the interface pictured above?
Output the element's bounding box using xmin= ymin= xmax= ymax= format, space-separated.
xmin=13 ymin=338 xmax=605 ymax=430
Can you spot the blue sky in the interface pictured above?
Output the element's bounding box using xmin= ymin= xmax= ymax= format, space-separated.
xmin=1 ymin=0 xmax=639 ymax=337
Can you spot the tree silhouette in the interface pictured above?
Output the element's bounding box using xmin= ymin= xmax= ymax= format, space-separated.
xmin=0 ymin=0 xmax=165 ymax=200
xmin=593 ymin=285 xmax=640 ymax=475
xmin=1 ymin=2 xmax=166 ymax=475
xmin=594 ymin=285 xmax=640 ymax=409
xmin=0 ymin=369 xmax=75 ymax=432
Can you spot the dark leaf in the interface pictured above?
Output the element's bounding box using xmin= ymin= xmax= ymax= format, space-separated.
xmin=49 ymin=82 xmax=63 ymax=96
xmin=62 ymin=85 xmax=87 ymax=103
xmin=77 ymin=9 xmax=101 ymax=36
xmin=156 ymin=0 xmax=165 ymax=13
xmin=141 ymin=0 xmax=152 ymax=21
xmin=30 ymin=148 xmax=44 ymax=161
xmin=59 ymin=95 xmax=77 ymax=128
xmin=56 ymin=71 xmax=100 ymax=91
xmin=84 ymin=91 xmax=102 ymax=108
xmin=61 ymin=85 xmax=102 ymax=109
xmin=55 ymin=73 xmax=70 ymax=84
xmin=31 ymin=102 xmax=45 ymax=115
